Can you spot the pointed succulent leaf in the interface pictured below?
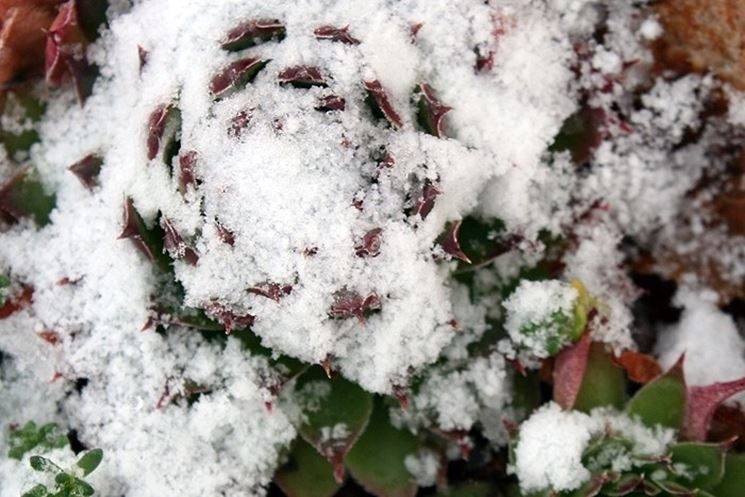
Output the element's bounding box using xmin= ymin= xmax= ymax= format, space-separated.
xmin=0 ymin=167 xmax=56 ymax=226
xmin=274 ymin=438 xmax=343 ymax=497
xmin=161 ymin=217 xmax=198 ymax=265
xmin=74 ymin=478 xmax=95 ymax=496
xmin=178 ymin=150 xmax=197 ymax=194
xmin=313 ymin=25 xmax=360 ymax=45
xmin=328 ymin=288 xmax=381 ymax=322
xmin=573 ymin=342 xmax=626 ymax=413
xmin=68 ymin=154 xmax=102 ymax=190
xmin=76 ymin=448 xmax=103 ymax=476
xmin=146 ymin=103 xmax=180 ymax=164
xmin=710 ymin=453 xmax=745 ymax=497
xmin=685 ymin=377 xmax=745 ymax=441
xmin=415 ymin=83 xmax=451 ymax=138
xmin=626 ymin=356 xmax=686 ymax=430
xmin=294 ymin=367 xmax=373 ymax=480
xmin=436 ymin=221 xmax=471 ymax=263
xmin=364 ymin=80 xmax=402 ymax=128
xmin=214 ymin=220 xmax=235 ymax=246
xmin=654 ymin=480 xmax=694 ymax=495
xmin=210 ymin=57 xmax=269 ymax=99
xmin=668 ymin=441 xmax=725 ymax=490
xmin=346 ymin=398 xmax=419 ymax=497
xmin=45 ymin=0 xmax=87 ymax=86
xmin=221 ymin=19 xmax=285 ymax=51
xmin=409 ymin=178 xmax=441 ymax=220
xmin=355 ymin=228 xmax=383 ymax=258
xmin=278 ymin=66 xmax=327 ymax=88
xmin=118 ymin=198 xmax=169 ymax=270
xmin=605 ymin=474 xmax=645 ymax=496
xmin=553 ymin=333 xmax=591 ymax=410
xmin=315 ymin=95 xmax=346 ymax=112
xmin=203 ymin=303 xmax=254 ymax=334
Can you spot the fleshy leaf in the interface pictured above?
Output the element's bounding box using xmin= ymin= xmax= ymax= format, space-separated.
xmin=29 ymin=455 xmax=61 ymax=474
xmin=409 ymin=178 xmax=441 ymax=220
xmin=614 ymin=350 xmax=662 ymax=384
xmin=145 ymin=103 xmax=180 ymax=163
xmin=221 ymin=19 xmax=285 ymax=51
xmin=416 ymin=83 xmax=451 ymax=138
xmin=161 ymin=217 xmax=199 ymax=266
xmin=573 ymin=342 xmax=626 ymax=413
xmin=436 ymin=221 xmax=471 ymax=263
xmin=68 ymin=154 xmax=102 ymax=190
xmin=685 ymin=376 xmax=745 ymax=441
xmin=210 ymin=57 xmax=269 ymax=99
xmin=626 ymin=356 xmax=686 ymax=430
xmin=0 ymin=167 xmax=56 ymax=226
xmin=364 ymin=80 xmax=402 ymax=128
xmin=178 ymin=150 xmax=197 ymax=194
xmin=355 ymin=228 xmax=383 ymax=258
xmin=346 ymin=398 xmax=419 ymax=497
xmin=668 ymin=441 xmax=725 ymax=490
xmin=294 ymin=367 xmax=373 ymax=482
xmin=553 ymin=332 xmax=591 ymax=410
xmin=710 ymin=453 xmax=745 ymax=497
xmin=315 ymin=95 xmax=346 ymax=112
xmin=278 ymin=66 xmax=327 ymax=88
xmin=20 ymin=483 xmax=48 ymax=497
xmin=76 ymin=448 xmax=103 ymax=476
xmin=275 ymin=438 xmax=343 ymax=497
xmin=328 ymin=289 xmax=381 ymax=322
xmin=117 ymin=197 xmax=168 ymax=270
xmin=313 ymin=25 xmax=360 ymax=45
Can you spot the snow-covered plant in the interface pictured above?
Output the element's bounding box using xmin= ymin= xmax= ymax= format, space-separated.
xmin=23 ymin=449 xmax=103 ymax=497
xmin=7 ymin=422 xmax=68 ymax=461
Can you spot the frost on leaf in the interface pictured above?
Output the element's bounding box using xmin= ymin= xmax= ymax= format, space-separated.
xmin=436 ymin=221 xmax=471 ymax=263
xmin=364 ymin=80 xmax=402 ymax=128
xmin=247 ymin=281 xmax=293 ymax=302
xmin=415 ymin=83 xmax=451 ymax=138
xmin=204 ymin=303 xmax=255 ymax=334
xmin=0 ymin=166 xmax=56 ymax=226
xmin=210 ymin=57 xmax=269 ymax=99
xmin=354 ymin=228 xmax=383 ymax=258
xmin=178 ymin=150 xmax=197 ymax=194
xmin=407 ymin=177 xmax=441 ymax=220
xmin=315 ymin=95 xmax=346 ymax=112
xmin=329 ymin=289 xmax=381 ymax=322
xmin=161 ymin=217 xmax=199 ymax=266
xmin=221 ymin=19 xmax=286 ymax=51
xmin=278 ymin=66 xmax=327 ymax=88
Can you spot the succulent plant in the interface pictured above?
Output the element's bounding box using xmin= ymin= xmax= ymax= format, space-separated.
xmin=22 ymin=449 xmax=103 ymax=497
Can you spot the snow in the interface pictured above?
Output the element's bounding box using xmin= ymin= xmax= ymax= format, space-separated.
xmin=404 ymin=448 xmax=440 ymax=487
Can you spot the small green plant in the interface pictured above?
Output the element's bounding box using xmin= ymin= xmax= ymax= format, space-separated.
xmin=8 ymin=422 xmax=68 ymax=460
xmin=22 ymin=448 xmax=103 ymax=497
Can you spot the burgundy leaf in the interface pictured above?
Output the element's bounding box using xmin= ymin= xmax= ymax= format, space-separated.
xmin=37 ymin=330 xmax=61 ymax=345
xmin=221 ymin=19 xmax=285 ymax=51
xmin=68 ymin=153 xmax=102 ymax=190
xmin=436 ymin=221 xmax=471 ymax=263
xmin=214 ymin=221 xmax=235 ymax=246
xmin=204 ymin=303 xmax=255 ymax=334
xmin=247 ymin=281 xmax=292 ymax=302
xmin=363 ymin=80 xmax=402 ymax=128
xmin=118 ymin=197 xmax=156 ymax=262
xmin=355 ymin=228 xmax=383 ymax=258
xmin=45 ymin=0 xmax=87 ymax=87
xmin=476 ymin=49 xmax=495 ymax=72
xmin=228 ymin=108 xmax=252 ymax=138
xmin=313 ymin=25 xmax=360 ymax=45
xmin=277 ymin=65 xmax=327 ymax=88
xmin=161 ymin=217 xmax=198 ymax=266
xmin=410 ymin=178 xmax=441 ymax=220
xmin=178 ymin=150 xmax=197 ymax=193
xmin=210 ymin=57 xmax=269 ymax=98
xmin=410 ymin=23 xmax=423 ymax=39
xmin=146 ymin=104 xmax=170 ymax=160
xmin=315 ymin=95 xmax=346 ymax=112
xmin=0 ymin=286 xmax=33 ymax=319
xmin=377 ymin=151 xmax=395 ymax=169
xmin=416 ymin=82 xmax=452 ymax=138
xmin=553 ymin=333 xmax=591 ymax=409
xmin=392 ymin=384 xmax=409 ymax=410
xmin=329 ymin=289 xmax=381 ymax=322
xmin=685 ymin=376 xmax=745 ymax=441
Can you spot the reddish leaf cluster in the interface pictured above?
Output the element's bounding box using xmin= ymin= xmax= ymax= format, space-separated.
xmin=313 ymin=25 xmax=360 ymax=45
xmin=329 ymin=289 xmax=381 ymax=322
xmin=247 ymin=281 xmax=293 ymax=302
xmin=354 ymin=228 xmax=383 ymax=258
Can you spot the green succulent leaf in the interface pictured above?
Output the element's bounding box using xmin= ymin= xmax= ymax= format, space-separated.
xmin=76 ymin=448 xmax=103 ymax=476
xmin=294 ymin=366 xmax=373 ymax=476
xmin=434 ymin=481 xmax=498 ymax=497
xmin=708 ymin=452 xmax=745 ymax=497
xmin=626 ymin=358 xmax=686 ymax=430
xmin=29 ymin=455 xmax=62 ymax=474
xmin=573 ymin=342 xmax=626 ymax=413
xmin=668 ymin=441 xmax=725 ymax=490
xmin=274 ymin=438 xmax=343 ymax=497
xmin=346 ymin=398 xmax=419 ymax=497
xmin=21 ymin=484 xmax=48 ymax=497
xmin=8 ymin=421 xmax=69 ymax=460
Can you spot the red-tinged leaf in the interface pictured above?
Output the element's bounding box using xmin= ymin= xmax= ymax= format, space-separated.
xmin=410 ymin=23 xmax=423 ymax=39
xmin=37 ymin=330 xmax=60 ymax=345
xmin=573 ymin=341 xmax=626 ymax=413
xmin=45 ymin=0 xmax=87 ymax=87
xmin=214 ymin=220 xmax=235 ymax=246
xmin=161 ymin=217 xmax=198 ymax=266
xmin=247 ymin=281 xmax=292 ymax=302
xmin=475 ymin=49 xmax=494 ymax=72
xmin=178 ymin=150 xmax=197 ymax=194
xmin=626 ymin=355 xmax=687 ymax=431
xmin=146 ymin=104 xmax=170 ymax=160
xmin=685 ymin=377 xmax=745 ymax=441
xmin=313 ymin=25 xmax=360 ymax=45
xmin=228 ymin=108 xmax=252 ymax=138
xmin=410 ymin=178 xmax=441 ymax=220
xmin=614 ymin=350 xmax=662 ymax=384
xmin=278 ymin=66 xmax=327 ymax=88
xmin=436 ymin=221 xmax=471 ymax=263
xmin=275 ymin=438 xmax=343 ymax=497
xmin=118 ymin=197 xmax=168 ymax=269
xmin=392 ymin=384 xmax=409 ymax=410
xmin=328 ymin=289 xmax=381 ymax=322
xmin=210 ymin=57 xmax=269 ymax=99
xmin=709 ymin=404 xmax=745 ymax=449
xmin=204 ymin=303 xmax=254 ymax=334
xmin=0 ymin=3 xmax=57 ymax=85
xmin=0 ymin=166 xmax=56 ymax=226
xmin=315 ymin=95 xmax=346 ymax=112
xmin=355 ymin=228 xmax=383 ymax=258
xmin=364 ymin=80 xmax=402 ymax=128
xmin=221 ymin=19 xmax=285 ymax=51
xmin=0 ymin=286 xmax=33 ymax=319
xmin=68 ymin=153 xmax=102 ymax=190
xmin=416 ymin=83 xmax=451 ymax=138
xmin=378 ymin=151 xmax=395 ymax=169
xmin=553 ymin=332 xmax=591 ymax=409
